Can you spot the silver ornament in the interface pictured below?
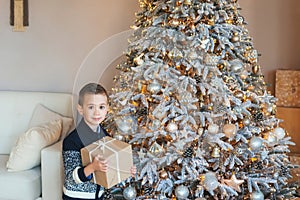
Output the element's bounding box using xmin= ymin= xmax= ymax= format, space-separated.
xmin=203 ymin=172 xmax=219 ymax=191
xmin=166 ymin=122 xmax=178 ymax=133
xmin=115 ymin=116 xmax=137 ymax=135
xmin=250 ymin=191 xmax=264 ymax=200
xmin=273 ymin=127 xmax=285 ymax=140
xmin=266 ymin=132 xmax=277 ymax=146
xmin=175 ymin=185 xmax=189 ymax=199
xmin=123 ymin=186 xmax=137 ymax=200
xmin=243 ymin=118 xmax=251 ymax=126
xmin=249 ymin=137 xmax=263 ymax=151
xmin=147 ymin=80 xmax=162 ymax=94
xmin=113 ymin=132 xmax=124 ymax=141
xmin=208 ymin=124 xmax=219 ymax=134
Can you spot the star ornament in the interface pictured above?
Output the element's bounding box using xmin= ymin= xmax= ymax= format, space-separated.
xmin=223 ymin=174 xmax=244 ymax=192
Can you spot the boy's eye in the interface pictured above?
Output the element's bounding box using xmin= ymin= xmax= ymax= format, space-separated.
xmin=88 ymin=106 xmax=94 ymax=110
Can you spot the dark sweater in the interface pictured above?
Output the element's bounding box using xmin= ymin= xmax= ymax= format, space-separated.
xmin=62 ymin=119 xmax=108 ymax=200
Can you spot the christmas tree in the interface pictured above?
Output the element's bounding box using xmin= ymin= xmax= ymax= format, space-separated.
xmin=105 ymin=0 xmax=297 ymax=199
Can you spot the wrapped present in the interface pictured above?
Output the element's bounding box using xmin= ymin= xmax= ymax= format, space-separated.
xmin=275 ymin=70 xmax=300 ymax=107
xmin=276 ymin=107 xmax=300 ymax=154
xmin=81 ymin=136 xmax=133 ymax=189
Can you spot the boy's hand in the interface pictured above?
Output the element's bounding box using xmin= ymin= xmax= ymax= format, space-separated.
xmin=130 ymin=165 xmax=137 ymax=177
xmin=92 ymin=155 xmax=108 ymax=172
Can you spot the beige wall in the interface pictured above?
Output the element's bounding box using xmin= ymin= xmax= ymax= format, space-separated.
xmin=240 ymin=0 xmax=300 ymax=94
xmin=0 ymin=0 xmax=299 ymax=94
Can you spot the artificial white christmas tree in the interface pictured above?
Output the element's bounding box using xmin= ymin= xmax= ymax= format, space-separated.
xmin=104 ymin=0 xmax=298 ymax=199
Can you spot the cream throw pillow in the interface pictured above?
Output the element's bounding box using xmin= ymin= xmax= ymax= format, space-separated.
xmin=29 ymin=104 xmax=74 ymax=139
xmin=6 ymin=120 xmax=62 ymax=172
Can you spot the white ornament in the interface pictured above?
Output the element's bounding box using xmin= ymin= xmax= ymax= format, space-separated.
xmin=249 ymin=137 xmax=263 ymax=151
xmin=203 ymin=172 xmax=219 ymax=191
xmin=273 ymin=127 xmax=285 ymax=140
xmin=123 ymin=186 xmax=137 ymax=200
xmin=115 ymin=116 xmax=137 ymax=135
xmin=266 ymin=132 xmax=277 ymax=146
xmin=250 ymin=191 xmax=264 ymax=200
xmin=175 ymin=185 xmax=189 ymax=199
xmin=166 ymin=122 xmax=178 ymax=133
xmin=147 ymin=80 xmax=161 ymax=94
xmin=208 ymin=124 xmax=219 ymax=134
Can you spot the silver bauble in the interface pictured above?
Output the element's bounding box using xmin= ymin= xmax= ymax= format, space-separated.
xmin=175 ymin=185 xmax=189 ymax=199
xmin=266 ymin=133 xmax=277 ymax=146
xmin=113 ymin=132 xmax=124 ymax=141
xmin=208 ymin=124 xmax=219 ymax=134
xmin=249 ymin=137 xmax=263 ymax=151
xmin=115 ymin=116 xmax=137 ymax=135
xmin=147 ymin=80 xmax=162 ymax=94
xmin=203 ymin=172 xmax=219 ymax=191
xmin=273 ymin=127 xmax=285 ymax=140
xmin=250 ymin=191 xmax=264 ymax=200
xmin=166 ymin=122 xmax=178 ymax=133
xmin=243 ymin=118 xmax=251 ymax=126
xmin=123 ymin=186 xmax=137 ymax=200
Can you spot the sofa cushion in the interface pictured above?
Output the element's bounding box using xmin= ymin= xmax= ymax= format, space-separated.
xmin=0 ymin=155 xmax=41 ymax=200
xmin=6 ymin=120 xmax=62 ymax=172
xmin=29 ymin=104 xmax=74 ymax=140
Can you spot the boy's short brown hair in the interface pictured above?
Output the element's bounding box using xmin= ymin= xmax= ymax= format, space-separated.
xmin=78 ymin=83 xmax=108 ymax=106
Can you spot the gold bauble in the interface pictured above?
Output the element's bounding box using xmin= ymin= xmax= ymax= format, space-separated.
xmin=223 ymin=124 xmax=237 ymax=138
xmin=211 ymin=147 xmax=220 ymax=158
xmin=234 ymin=91 xmax=244 ymax=99
xmin=159 ymin=169 xmax=168 ymax=179
xmin=231 ymin=35 xmax=240 ymax=43
xmin=252 ymin=65 xmax=260 ymax=74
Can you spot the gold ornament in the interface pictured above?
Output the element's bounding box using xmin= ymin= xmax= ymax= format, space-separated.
xmin=223 ymin=124 xmax=237 ymax=138
xmin=149 ymin=142 xmax=164 ymax=155
xmin=252 ymin=65 xmax=260 ymax=74
xmin=184 ymin=0 xmax=192 ymax=5
xmin=211 ymin=147 xmax=220 ymax=158
xmin=159 ymin=169 xmax=168 ymax=179
xmin=223 ymin=174 xmax=244 ymax=192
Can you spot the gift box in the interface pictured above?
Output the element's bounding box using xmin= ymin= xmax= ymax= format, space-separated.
xmin=276 ymin=107 xmax=300 ymax=154
xmin=275 ymin=69 xmax=300 ymax=107
xmin=81 ymin=136 xmax=133 ymax=189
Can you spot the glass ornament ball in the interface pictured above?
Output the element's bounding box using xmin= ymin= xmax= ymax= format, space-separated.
xmin=123 ymin=186 xmax=137 ymax=200
xmin=208 ymin=124 xmax=219 ymax=134
xmin=166 ymin=122 xmax=178 ymax=133
xmin=243 ymin=118 xmax=251 ymax=126
xmin=250 ymin=191 xmax=264 ymax=200
xmin=273 ymin=127 xmax=285 ymax=140
xmin=175 ymin=185 xmax=189 ymax=199
xmin=203 ymin=172 xmax=219 ymax=191
xmin=115 ymin=116 xmax=137 ymax=135
xmin=147 ymin=80 xmax=162 ymax=94
xmin=249 ymin=137 xmax=263 ymax=151
xmin=113 ymin=132 xmax=124 ymax=141
xmin=223 ymin=124 xmax=236 ymax=138
xmin=266 ymin=132 xmax=277 ymax=146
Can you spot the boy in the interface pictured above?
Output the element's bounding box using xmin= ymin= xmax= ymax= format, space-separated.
xmin=62 ymin=83 xmax=135 ymax=200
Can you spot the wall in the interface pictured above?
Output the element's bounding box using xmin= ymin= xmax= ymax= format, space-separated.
xmin=240 ymin=0 xmax=300 ymax=94
xmin=0 ymin=0 xmax=299 ymax=94
xmin=0 ymin=0 xmax=139 ymax=93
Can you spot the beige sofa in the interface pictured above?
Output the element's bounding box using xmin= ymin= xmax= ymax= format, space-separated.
xmin=0 ymin=91 xmax=74 ymax=200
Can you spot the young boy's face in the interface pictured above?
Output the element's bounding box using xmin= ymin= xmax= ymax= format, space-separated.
xmin=77 ymin=93 xmax=108 ymax=131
